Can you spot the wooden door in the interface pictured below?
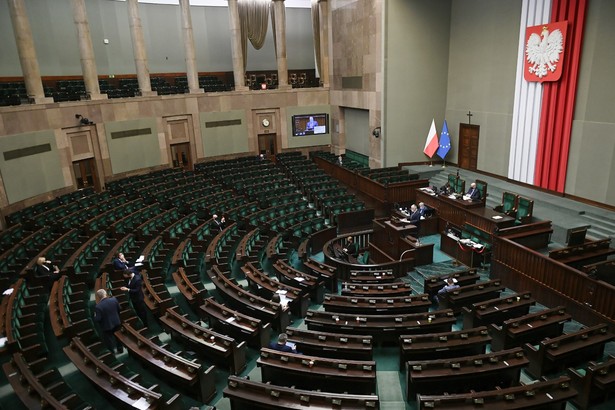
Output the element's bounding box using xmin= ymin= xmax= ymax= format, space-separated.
xmin=171 ymin=142 xmax=192 ymax=170
xmin=458 ymin=123 xmax=479 ymax=170
xmin=73 ymin=158 xmax=100 ymax=191
xmin=258 ymin=133 xmax=277 ymax=159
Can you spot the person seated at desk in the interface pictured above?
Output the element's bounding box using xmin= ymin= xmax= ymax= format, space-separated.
xmin=464 ymin=182 xmax=481 ymax=201
xmin=408 ymin=204 xmax=421 ymax=225
xmin=113 ymin=252 xmax=139 ymax=273
xmin=434 ymin=278 xmax=459 ymax=304
xmin=269 ymin=332 xmax=299 ymax=353
xmin=418 ymin=202 xmax=430 ymax=219
xmin=343 ymin=236 xmax=359 ymax=258
xmin=440 ymin=182 xmax=453 ymax=196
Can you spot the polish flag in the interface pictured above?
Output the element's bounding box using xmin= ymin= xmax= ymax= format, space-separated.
xmin=423 ymin=119 xmax=439 ymax=158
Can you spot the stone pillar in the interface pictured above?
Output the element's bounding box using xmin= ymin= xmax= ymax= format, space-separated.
xmin=127 ymin=0 xmax=156 ymax=96
xmin=318 ymin=0 xmax=330 ymax=87
xmin=228 ymin=0 xmax=247 ymax=91
xmin=179 ymin=0 xmax=203 ymax=94
xmin=7 ymin=0 xmax=53 ymax=104
xmin=71 ymin=0 xmax=106 ymax=100
xmin=272 ymin=0 xmax=290 ymax=89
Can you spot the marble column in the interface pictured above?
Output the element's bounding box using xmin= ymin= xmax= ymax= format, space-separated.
xmin=318 ymin=0 xmax=330 ymax=87
xmin=179 ymin=0 xmax=203 ymax=94
xmin=72 ymin=0 xmax=106 ymax=100
xmin=228 ymin=0 xmax=247 ymax=91
xmin=127 ymin=0 xmax=156 ymax=96
xmin=272 ymin=0 xmax=290 ymax=89
xmin=7 ymin=0 xmax=53 ymax=104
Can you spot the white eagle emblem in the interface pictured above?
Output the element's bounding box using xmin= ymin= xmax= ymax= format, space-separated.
xmin=526 ymin=27 xmax=564 ymax=79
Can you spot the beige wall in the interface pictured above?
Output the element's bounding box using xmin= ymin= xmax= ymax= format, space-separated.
xmin=329 ymin=0 xmax=383 ymax=168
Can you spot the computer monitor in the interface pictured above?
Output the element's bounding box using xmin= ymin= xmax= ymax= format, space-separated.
xmin=566 ymin=226 xmax=589 ymax=247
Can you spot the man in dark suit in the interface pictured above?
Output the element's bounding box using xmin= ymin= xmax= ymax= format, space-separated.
xmin=34 ymin=256 xmax=61 ymax=290
xmin=211 ymin=214 xmax=226 ymax=232
xmin=112 ymin=252 xmax=138 ymax=273
xmin=418 ymin=202 xmax=429 ymax=218
xmin=93 ymin=289 xmax=123 ymax=354
xmin=409 ymin=204 xmax=421 ymax=225
xmin=269 ymin=333 xmax=299 ymax=353
xmin=343 ymin=236 xmax=359 ymax=258
xmin=120 ymin=270 xmax=148 ymax=326
xmin=466 ymin=182 xmax=481 ymax=201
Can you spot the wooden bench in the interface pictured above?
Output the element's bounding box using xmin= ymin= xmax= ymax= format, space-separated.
xmin=399 ymin=326 xmax=491 ymax=370
xmin=323 ymin=293 xmax=431 ymax=315
xmin=568 ymin=354 xmax=615 ymax=410
xmin=406 ymin=348 xmax=528 ymax=399
xmin=273 ymin=259 xmax=325 ymax=303
xmin=305 ymin=309 xmax=455 ymax=342
xmin=172 ymin=267 xmax=207 ymax=306
xmin=209 ymin=265 xmax=290 ymax=331
xmin=489 ymin=306 xmax=571 ymax=351
xmin=2 ymin=352 xmax=92 ymax=409
xmin=223 ymin=375 xmax=380 ymax=410
xmin=141 ymin=270 xmax=174 ymax=315
xmin=242 ymin=262 xmax=309 ymax=318
xmin=63 ymin=336 xmax=182 ymax=409
xmin=524 ymin=323 xmax=615 ymax=378
xmin=422 ymin=268 xmax=479 ymax=300
xmin=159 ymin=305 xmax=247 ymax=375
xmin=439 ymin=279 xmax=505 ymax=314
xmin=341 ymin=281 xmax=412 ymax=297
xmin=115 ymin=316 xmax=216 ymax=402
xmin=258 ymin=348 xmax=377 ymax=394
xmin=462 ymin=291 xmax=535 ymax=329
xmin=417 ymin=375 xmax=576 ymax=409
xmin=285 ymin=327 xmax=373 ymax=361
xmin=198 ymin=296 xmax=271 ymax=348
xmin=549 ymin=238 xmax=615 ymax=269
xmin=48 ymin=275 xmax=89 ymax=338
xmin=348 ymin=269 xmax=397 ymax=283
xmin=303 ymin=258 xmax=337 ymax=292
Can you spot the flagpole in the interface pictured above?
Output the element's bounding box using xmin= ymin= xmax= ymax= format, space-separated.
xmin=429 ymin=161 xmax=433 ymax=167
xmin=442 ymin=160 xmax=446 ymax=168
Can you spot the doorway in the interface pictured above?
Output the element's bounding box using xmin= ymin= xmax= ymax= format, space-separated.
xmin=171 ymin=143 xmax=192 ymax=170
xmin=258 ymin=133 xmax=278 ymax=159
xmin=73 ymin=158 xmax=100 ymax=191
xmin=458 ymin=123 xmax=480 ymax=170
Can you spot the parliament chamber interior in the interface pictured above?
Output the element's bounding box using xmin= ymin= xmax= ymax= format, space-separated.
xmin=1 ymin=0 xmax=615 ymax=409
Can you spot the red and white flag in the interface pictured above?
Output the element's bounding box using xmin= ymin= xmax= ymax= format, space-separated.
xmin=423 ymin=119 xmax=439 ymax=158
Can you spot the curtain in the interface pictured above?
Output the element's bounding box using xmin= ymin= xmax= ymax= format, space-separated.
xmin=238 ymin=0 xmax=270 ymax=69
xmin=311 ymin=0 xmax=322 ymax=78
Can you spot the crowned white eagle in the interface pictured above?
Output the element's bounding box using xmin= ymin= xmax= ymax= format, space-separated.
xmin=526 ymin=27 xmax=564 ymax=79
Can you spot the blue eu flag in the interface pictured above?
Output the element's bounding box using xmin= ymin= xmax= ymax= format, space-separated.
xmin=437 ymin=120 xmax=451 ymax=160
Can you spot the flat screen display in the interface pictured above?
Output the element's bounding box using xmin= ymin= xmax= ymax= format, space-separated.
xmin=292 ymin=113 xmax=329 ymax=136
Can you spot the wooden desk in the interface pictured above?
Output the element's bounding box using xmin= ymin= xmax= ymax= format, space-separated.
xmin=417 ymin=376 xmax=576 ymax=410
xmin=224 ymin=375 xmax=380 ymax=410
xmin=399 ymin=326 xmax=491 ymax=370
xmin=440 ymin=232 xmax=484 ymax=268
xmin=285 ymin=327 xmax=374 ymax=361
xmin=406 ymin=348 xmax=528 ymax=398
xmin=462 ymin=291 xmax=536 ymax=329
xmin=258 ymin=348 xmax=377 ymax=394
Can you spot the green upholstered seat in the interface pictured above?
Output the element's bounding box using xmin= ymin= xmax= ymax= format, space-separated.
xmin=494 ymin=191 xmax=519 ymax=217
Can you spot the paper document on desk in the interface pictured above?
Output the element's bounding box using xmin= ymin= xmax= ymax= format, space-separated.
xmin=225 ymin=317 xmax=236 ymax=323
xmin=136 ymin=255 xmax=145 ymax=262
xmin=492 ymin=215 xmax=503 ymax=220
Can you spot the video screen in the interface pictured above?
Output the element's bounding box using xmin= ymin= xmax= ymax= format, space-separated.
xmin=292 ymin=113 xmax=329 ymax=136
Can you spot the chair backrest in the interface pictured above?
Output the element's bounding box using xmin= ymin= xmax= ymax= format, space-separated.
xmin=358 ymin=251 xmax=369 ymax=265
xmin=502 ymin=192 xmax=518 ymax=212
xmin=475 ymin=179 xmax=488 ymax=204
xmin=517 ymin=196 xmax=534 ymax=220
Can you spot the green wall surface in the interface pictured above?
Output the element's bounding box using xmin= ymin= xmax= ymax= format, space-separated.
xmin=0 ymin=130 xmax=67 ymax=204
xmin=384 ymin=0 xmax=451 ymax=167
xmin=104 ymin=118 xmax=162 ymax=175
xmin=344 ymin=108 xmax=370 ymax=156
xmin=200 ymin=110 xmax=249 ymax=157
xmin=566 ymin=0 xmax=615 ymax=205
xmin=286 ymin=105 xmax=332 ymax=148
xmin=445 ymin=0 xmax=520 ymax=175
